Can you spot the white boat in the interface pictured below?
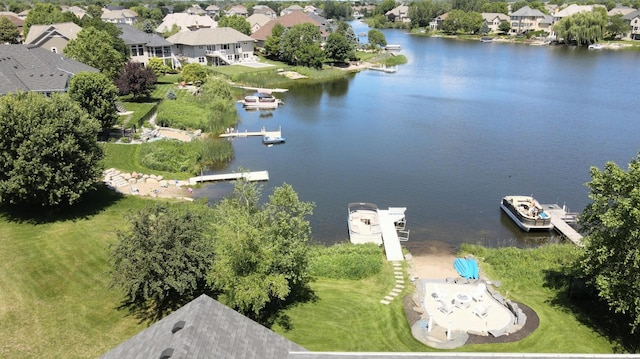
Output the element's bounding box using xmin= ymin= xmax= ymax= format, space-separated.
xmin=384 ymin=44 xmax=401 ymax=51
xmin=348 ymin=203 xmax=383 ymax=245
xmin=369 ymin=65 xmax=397 ymax=73
xmin=262 ymin=135 xmax=285 ymax=145
xmin=588 ymin=43 xmax=603 ymax=50
xmin=480 ymin=37 xmax=493 ymax=43
xmin=238 ymin=93 xmax=283 ymax=109
xmin=500 ymin=195 xmax=553 ymax=232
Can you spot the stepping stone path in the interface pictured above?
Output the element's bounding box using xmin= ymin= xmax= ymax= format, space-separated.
xmin=380 ymin=262 xmax=405 ymax=305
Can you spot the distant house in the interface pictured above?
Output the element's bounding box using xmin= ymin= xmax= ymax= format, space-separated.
xmin=481 ymin=12 xmax=509 ymax=33
xmin=429 ymin=13 xmax=448 ymax=30
xmin=509 ymin=6 xmax=546 ymax=34
xmin=226 ymin=5 xmax=248 ymax=18
xmin=251 ymin=11 xmax=324 ymax=48
xmin=24 ymin=22 xmax=82 ymax=54
xmin=253 ymin=5 xmax=276 ymax=19
xmin=63 ymin=6 xmax=89 ymax=20
xmin=0 ymin=11 xmax=24 ymax=41
xmin=608 ymin=6 xmax=636 ymax=17
xmin=623 ymin=10 xmax=640 ymax=40
xmin=553 ymin=4 xmax=603 ymax=23
xmin=0 ymin=44 xmax=97 ymax=96
xmin=205 ymin=5 xmax=221 ymax=18
xmin=166 ymin=27 xmax=256 ymax=66
xmin=386 ymin=5 xmax=410 ymax=23
xmin=156 ymin=13 xmax=217 ymax=33
xmin=101 ymin=8 xmax=138 ymax=25
xmin=281 ymin=5 xmax=303 ymax=16
xmin=116 ymin=24 xmax=177 ymax=68
xmin=186 ymin=5 xmax=205 ymax=16
xmin=246 ymin=13 xmax=272 ymax=34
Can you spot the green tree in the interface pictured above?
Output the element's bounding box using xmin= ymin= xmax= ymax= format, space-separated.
xmin=68 ymin=72 xmax=119 ymax=131
xmin=553 ymin=9 xmax=607 ymax=46
xmin=147 ymin=57 xmax=172 ymax=76
xmin=480 ymin=22 xmax=490 ymax=35
xmin=141 ymin=19 xmax=155 ymax=33
xmin=409 ymin=0 xmax=435 ymax=28
xmin=324 ymin=32 xmax=354 ymax=63
xmin=115 ymin=61 xmax=157 ymax=98
xmin=0 ymin=92 xmax=103 ymax=207
xmin=218 ymin=15 xmax=251 ymax=35
xmin=85 ymin=4 xmax=103 ymax=19
xmin=80 ymin=18 xmax=129 ymax=62
xmin=323 ymin=1 xmax=352 ymax=20
xmin=208 ymin=180 xmax=314 ymax=325
xmin=375 ymin=0 xmax=397 ymax=15
xmin=0 ymin=16 xmax=20 ymax=44
xmin=280 ymin=23 xmax=324 ymax=68
xmin=181 ymin=63 xmax=209 ymax=84
xmin=368 ymin=29 xmax=387 ymax=48
xmin=579 ymin=153 xmax=640 ymax=333
xmin=442 ymin=9 xmax=466 ymax=33
xmin=24 ymin=3 xmax=75 ymax=38
xmin=111 ymin=203 xmax=214 ymax=319
xmin=463 ymin=11 xmax=484 ymax=34
xmin=498 ymin=20 xmax=511 ymax=34
xmin=336 ymin=21 xmax=358 ymax=51
xmin=64 ymin=27 xmax=126 ymax=79
xmin=264 ymin=23 xmax=285 ymax=60
xmin=607 ymin=14 xmax=629 ymax=39
xmin=511 ymin=1 xmax=529 ymax=13
xmin=481 ymin=1 xmax=508 ymax=14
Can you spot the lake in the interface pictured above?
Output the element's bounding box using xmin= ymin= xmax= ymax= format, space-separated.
xmin=196 ymin=24 xmax=640 ymax=252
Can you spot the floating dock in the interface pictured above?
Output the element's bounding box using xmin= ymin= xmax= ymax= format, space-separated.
xmin=189 ymin=171 xmax=269 ymax=185
xmin=542 ymin=204 xmax=583 ymax=246
xmin=219 ymin=127 xmax=281 ymax=139
xmin=378 ymin=208 xmax=409 ymax=261
xmin=369 ymin=66 xmax=397 ymax=73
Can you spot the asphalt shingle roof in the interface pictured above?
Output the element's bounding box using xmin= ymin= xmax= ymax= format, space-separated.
xmin=166 ymin=27 xmax=254 ymax=46
xmin=510 ymin=6 xmax=546 ymax=18
xmin=251 ymin=12 xmax=321 ymax=41
xmin=0 ymin=44 xmax=97 ymax=95
xmin=115 ymin=23 xmax=172 ymax=47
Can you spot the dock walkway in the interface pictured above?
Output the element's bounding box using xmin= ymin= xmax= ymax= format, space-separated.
xmin=378 ymin=208 xmax=406 ymax=261
xmin=189 ymin=171 xmax=269 ymax=185
xmin=543 ymin=204 xmax=583 ymax=246
xmin=219 ymin=127 xmax=281 ymax=139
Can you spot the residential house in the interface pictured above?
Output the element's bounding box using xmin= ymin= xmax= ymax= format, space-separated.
xmin=481 ymin=12 xmax=509 ymax=33
xmin=17 ymin=9 xmax=29 ymax=19
xmin=386 ymin=5 xmax=410 ymax=23
xmin=352 ymin=5 xmax=375 ymax=19
xmin=186 ymin=5 xmax=205 ymax=16
xmin=116 ymin=24 xmax=176 ymax=68
xmin=24 ymin=22 xmax=82 ymax=54
xmin=246 ymin=13 xmax=272 ymax=34
xmin=623 ymin=10 xmax=640 ymax=40
xmin=253 ymin=5 xmax=276 ymax=19
xmin=167 ymin=27 xmax=256 ymax=66
xmin=62 ymin=5 xmax=89 ymax=20
xmin=538 ymin=15 xmax=554 ymax=35
xmin=0 ymin=44 xmax=97 ymax=96
xmin=509 ymin=6 xmax=546 ymax=35
xmin=608 ymin=6 xmax=636 ymax=17
xmin=281 ymin=5 xmax=304 ymax=16
xmin=156 ymin=13 xmax=217 ymax=33
xmin=0 ymin=11 xmax=24 ymax=41
xmin=205 ymin=5 xmax=221 ymax=18
xmin=553 ymin=4 xmax=602 ymax=23
xmin=429 ymin=13 xmax=448 ymax=30
xmin=251 ymin=11 xmax=324 ymax=48
xmin=304 ymin=5 xmax=319 ymax=15
xmin=101 ymin=8 xmax=138 ymax=25
xmin=226 ymin=5 xmax=248 ymax=18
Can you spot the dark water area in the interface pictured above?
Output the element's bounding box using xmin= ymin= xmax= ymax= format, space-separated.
xmin=196 ymin=23 xmax=640 ymax=250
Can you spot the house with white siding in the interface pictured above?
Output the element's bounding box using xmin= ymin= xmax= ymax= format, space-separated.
xmin=167 ymin=27 xmax=256 ymax=66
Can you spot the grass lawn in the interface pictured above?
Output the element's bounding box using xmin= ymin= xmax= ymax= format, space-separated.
xmin=0 ymin=191 xmax=150 ymax=358
xmin=102 ymin=143 xmax=192 ymax=180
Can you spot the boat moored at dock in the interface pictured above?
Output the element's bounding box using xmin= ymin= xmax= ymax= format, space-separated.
xmin=500 ymin=195 xmax=553 ymax=232
xmin=238 ymin=92 xmax=283 ymax=109
xmin=262 ymin=135 xmax=286 ymax=145
xmin=348 ymin=202 xmax=383 ymax=245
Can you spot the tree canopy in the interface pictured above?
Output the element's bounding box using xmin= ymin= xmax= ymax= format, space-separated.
xmin=115 ymin=61 xmax=157 ymax=98
xmin=218 ymin=15 xmax=252 ymax=35
xmin=442 ymin=10 xmax=483 ymax=34
xmin=280 ymin=23 xmax=324 ymax=69
xmin=181 ymin=63 xmax=209 ymax=85
xmin=607 ymin=14 xmax=629 ymax=39
xmin=23 ymin=3 xmax=76 ymax=38
xmin=68 ymin=72 xmax=119 ymax=131
xmin=264 ymin=23 xmax=286 ymax=59
xmin=325 ymin=33 xmax=355 ymax=63
xmin=0 ymin=92 xmax=103 ymax=208
xmin=553 ymin=9 xmax=607 ymax=46
xmin=0 ymin=17 xmax=20 ymax=44
xmin=111 ymin=203 xmax=214 ymax=319
xmin=63 ymin=27 xmax=126 ymax=79
xmin=579 ymin=153 xmax=640 ymax=333
xmin=368 ymin=29 xmax=387 ymax=48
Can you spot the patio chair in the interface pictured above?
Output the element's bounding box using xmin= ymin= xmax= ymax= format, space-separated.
xmin=472 ymin=283 xmax=486 ymax=302
xmin=473 ymin=303 xmax=489 ymax=319
xmin=438 ymin=301 xmax=454 ymax=315
xmin=431 ymin=285 xmax=447 ymax=302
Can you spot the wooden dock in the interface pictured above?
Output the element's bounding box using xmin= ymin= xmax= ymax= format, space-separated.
xmin=542 ymin=204 xmax=583 ymax=246
xmin=236 ymin=86 xmax=288 ymax=93
xmin=219 ymin=127 xmax=281 ymax=139
xmin=378 ymin=208 xmax=409 ymax=261
xmin=189 ymin=171 xmax=269 ymax=185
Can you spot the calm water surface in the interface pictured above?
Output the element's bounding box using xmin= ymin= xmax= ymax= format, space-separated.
xmin=197 ymin=24 xmax=640 ymax=250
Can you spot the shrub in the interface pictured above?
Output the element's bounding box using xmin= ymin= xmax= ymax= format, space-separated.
xmin=309 ymin=243 xmax=384 ymax=280
xmin=166 ymin=89 xmax=177 ymax=100
xmin=138 ymin=138 xmax=233 ymax=174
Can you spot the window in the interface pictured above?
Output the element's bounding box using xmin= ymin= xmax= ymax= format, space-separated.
xmin=198 ymin=57 xmax=206 ymax=63
xmin=235 ymin=43 xmax=241 ymax=49
xmin=222 ymin=44 xmax=229 ymax=50
xmin=131 ymin=45 xmax=144 ymax=57
xmin=243 ymin=53 xmax=249 ymax=58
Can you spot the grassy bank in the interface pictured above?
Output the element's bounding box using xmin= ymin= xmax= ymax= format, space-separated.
xmin=102 ymin=143 xmax=193 ymax=180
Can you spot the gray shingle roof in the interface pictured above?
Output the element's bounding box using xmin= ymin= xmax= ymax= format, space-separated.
xmin=100 ymin=294 xmax=306 ymax=359
xmin=115 ymin=23 xmax=172 ymax=47
xmin=0 ymin=45 xmax=97 ymax=95
xmin=167 ymin=27 xmax=255 ymax=46
xmin=510 ymin=6 xmax=546 ymax=17
xmin=622 ymin=10 xmax=640 ymax=20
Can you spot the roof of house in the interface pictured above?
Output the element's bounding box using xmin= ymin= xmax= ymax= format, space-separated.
xmin=186 ymin=5 xmax=205 ymax=15
xmin=608 ymin=6 xmax=636 ymax=16
xmin=539 ymin=15 xmax=554 ymax=25
xmin=101 ymin=8 xmax=138 ymax=20
xmin=156 ymin=13 xmax=217 ymax=33
xmin=385 ymin=5 xmax=409 ymax=17
xmin=247 ymin=13 xmax=272 ymax=29
xmin=251 ymin=12 xmax=321 ymax=41
xmin=226 ymin=5 xmax=248 ymax=15
xmin=205 ymin=5 xmax=220 ymax=11
xmin=553 ymin=4 xmax=596 ymax=18
xmin=115 ymin=23 xmax=172 ymax=47
xmin=510 ymin=6 xmax=546 ymax=18
xmin=481 ymin=12 xmax=509 ymax=22
xmin=0 ymin=44 xmax=97 ymax=95
xmin=100 ymin=294 xmax=305 ymax=359
xmin=0 ymin=11 xmax=24 ymax=27
xmin=253 ymin=5 xmax=275 ymax=15
xmin=167 ymin=27 xmax=255 ymax=46
xmin=24 ymin=22 xmax=82 ymax=46
xmin=623 ymin=9 xmax=640 ymax=19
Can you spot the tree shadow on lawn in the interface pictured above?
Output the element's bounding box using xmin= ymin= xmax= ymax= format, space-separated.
xmin=0 ymin=184 xmax=125 ymax=225
xmin=542 ymin=269 xmax=639 ymax=353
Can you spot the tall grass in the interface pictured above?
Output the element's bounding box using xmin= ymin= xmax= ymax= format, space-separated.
xmin=102 ymin=143 xmax=192 ymax=179
xmin=309 ymin=243 xmax=383 ymax=280
xmin=138 ymin=138 xmax=233 ymax=174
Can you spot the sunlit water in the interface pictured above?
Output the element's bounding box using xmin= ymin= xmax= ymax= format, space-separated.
xmin=196 ymin=23 xmax=640 ymax=251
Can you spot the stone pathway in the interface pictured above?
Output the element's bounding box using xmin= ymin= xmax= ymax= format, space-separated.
xmin=380 ymin=261 xmax=406 ymax=305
